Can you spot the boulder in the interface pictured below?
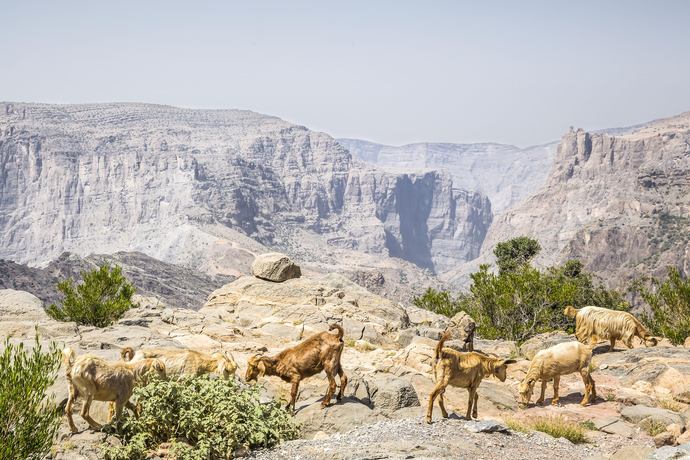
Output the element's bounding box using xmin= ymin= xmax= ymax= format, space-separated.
xmin=369 ymin=376 xmax=420 ymax=411
xmin=250 ymin=253 xmax=301 ymax=282
xmin=463 ymin=420 xmax=509 ymax=433
xmin=0 ymin=289 xmax=46 ymax=321
xmin=609 ymin=446 xmax=655 ymax=460
xmin=294 ymin=397 xmax=382 ymax=438
xmin=655 ymin=431 xmax=677 ymax=448
xmin=519 ymin=331 xmax=574 ymax=360
xmin=621 ymin=405 xmax=684 ymax=427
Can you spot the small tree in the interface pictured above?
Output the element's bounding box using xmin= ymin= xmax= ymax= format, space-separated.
xmin=413 ymin=288 xmax=465 ymax=318
xmin=633 ymin=267 xmax=690 ymax=345
xmin=494 ymin=236 xmax=541 ymax=273
xmin=0 ymin=335 xmax=62 ymax=460
xmin=47 ymin=264 xmax=136 ymax=327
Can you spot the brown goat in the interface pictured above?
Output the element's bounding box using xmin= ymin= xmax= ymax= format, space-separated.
xmin=63 ymin=348 xmax=165 ymax=433
xmin=245 ymin=323 xmax=347 ymax=412
xmin=426 ymin=331 xmax=515 ymax=423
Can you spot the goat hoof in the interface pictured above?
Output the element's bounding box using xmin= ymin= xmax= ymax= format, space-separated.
xmin=425 ymin=418 xmax=432 ymax=424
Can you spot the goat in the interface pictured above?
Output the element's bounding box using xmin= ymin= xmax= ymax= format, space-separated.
xmin=62 ymin=348 xmax=165 ymax=433
xmin=121 ymin=346 xmax=237 ymax=380
xmin=564 ymin=305 xmax=657 ymax=351
xmin=245 ymin=323 xmax=347 ymax=412
xmin=518 ymin=341 xmax=595 ymax=407
xmin=426 ymin=331 xmax=515 ymax=423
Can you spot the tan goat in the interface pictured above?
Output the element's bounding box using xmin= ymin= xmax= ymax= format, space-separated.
xmin=245 ymin=323 xmax=347 ymax=412
xmin=63 ymin=348 xmax=165 ymax=433
xmin=426 ymin=331 xmax=515 ymax=423
xmin=564 ymin=305 xmax=657 ymax=351
xmin=518 ymin=341 xmax=595 ymax=407
xmin=121 ymin=347 xmax=237 ymax=380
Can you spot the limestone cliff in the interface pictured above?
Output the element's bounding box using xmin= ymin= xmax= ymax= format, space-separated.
xmin=477 ymin=112 xmax=690 ymax=286
xmin=0 ymin=103 xmax=491 ymax=281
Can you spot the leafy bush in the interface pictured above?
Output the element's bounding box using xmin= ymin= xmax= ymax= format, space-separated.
xmin=414 ymin=239 xmax=628 ymax=343
xmin=0 ymin=335 xmax=62 ymax=460
xmin=47 ymin=264 xmax=136 ymax=327
xmin=103 ymin=376 xmax=299 ymax=460
xmin=632 ymin=267 xmax=690 ymax=345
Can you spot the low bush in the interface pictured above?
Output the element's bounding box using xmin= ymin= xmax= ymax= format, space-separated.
xmin=0 ymin=335 xmax=62 ymax=460
xmin=47 ymin=264 xmax=136 ymax=327
xmin=103 ymin=376 xmax=299 ymax=460
xmin=414 ymin=240 xmax=628 ymax=343
xmin=505 ymin=416 xmax=589 ymax=443
xmin=632 ymin=267 xmax=690 ymax=345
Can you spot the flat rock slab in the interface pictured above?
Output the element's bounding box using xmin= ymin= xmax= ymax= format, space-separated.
xmin=620 ymin=405 xmax=684 ymax=426
xmin=464 ymin=420 xmax=509 ymax=433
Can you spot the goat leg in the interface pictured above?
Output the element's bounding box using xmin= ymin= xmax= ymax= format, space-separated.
xmin=65 ymin=385 xmax=78 ymax=433
xmin=322 ymin=372 xmax=337 ymax=408
xmin=336 ymin=366 xmax=347 ymax=400
xmin=438 ymin=390 xmax=449 ymax=419
xmin=551 ymin=376 xmax=560 ymax=406
xmin=472 ymin=391 xmax=479 ymax=419
xmin=80 ymin=395 xmax=102 ymax=430
xmin=536 ymin=380 xmax=547 ymax=405
xmin=289 ymin=380 xmax=300 ymax=413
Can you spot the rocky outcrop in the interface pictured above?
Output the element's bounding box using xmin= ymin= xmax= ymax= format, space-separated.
xmin=251 ymin=252 xmax=301 ymax=282
xmin=0 ymin=251 xmax=233 ymax=309
xmin=458 ymin=112 xmax=690 ymax=288
xmin=339 ymin=138 xmax=556 ymax=213
xmin=0 ymin=102 xmax=491 ymax=283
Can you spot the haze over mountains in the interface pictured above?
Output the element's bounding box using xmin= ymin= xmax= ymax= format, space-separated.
xmin=1 ymin=102 xmax=688 ymax=300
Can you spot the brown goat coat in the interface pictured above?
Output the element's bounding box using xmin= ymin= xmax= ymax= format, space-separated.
xmin=246 ymin=324 xmax=347 ymax=411
xmin=426 ymin=332 xmax=514 ymax=423
xmin=120 ymin=347 xmax=237 ymax=380
xmin=63 ymin=348 xmax=165 ymax=433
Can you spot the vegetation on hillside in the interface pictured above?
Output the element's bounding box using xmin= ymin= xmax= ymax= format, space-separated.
xmin=47 ymin=264 xmax=136 ymax=327
xmin=631 ymin=267 xmax=690 ymax=345
xmin=414 ymin=237 xmax=628 ymax=343
xmin=0 ymin=335 xmax=62 ymax=460
xmin=103 ymin=376 xmax=299 ymax=460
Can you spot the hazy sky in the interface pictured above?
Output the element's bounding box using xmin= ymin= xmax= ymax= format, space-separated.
xmin=2 ymin=1 xmax=690 ymax=147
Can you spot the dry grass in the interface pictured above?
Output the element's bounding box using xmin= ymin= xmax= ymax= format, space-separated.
xmin=658 ymin=398 xmax=685 ymax=413
xmin=505 ymin=416 xmax=589 ymax=444
xmin=639 ymin=418 xmax=667 ymax=436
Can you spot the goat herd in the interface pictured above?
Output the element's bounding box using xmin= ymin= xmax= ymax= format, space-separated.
xmin=61 ymin=305 xmax=658 ymax=434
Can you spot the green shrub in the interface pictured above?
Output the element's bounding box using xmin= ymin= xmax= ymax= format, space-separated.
xmin=103 ymin=376 xmax=299 ymax=460
xmin=632 ymin=267 xmax=690 ymax=345
xmin=0 ymin=335 xmax=62 ymax=460
xmin=414 ymin=239 xmax=628 ymax=343
xmin=47 ymin=264 xmax=136 ymax=327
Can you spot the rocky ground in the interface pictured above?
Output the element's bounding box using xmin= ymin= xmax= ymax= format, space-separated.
xmin=2 ymin=257 xmax=690 ymax=459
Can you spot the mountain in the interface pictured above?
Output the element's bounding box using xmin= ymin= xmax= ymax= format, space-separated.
xmin=469 ymin=112 xmax=690 ymax=287
xmin=0 ymin=103 xmax=491 ymax=297
xmin=337 ymin=138 xmax=556 ymax=212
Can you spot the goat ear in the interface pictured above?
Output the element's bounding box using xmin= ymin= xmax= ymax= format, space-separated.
xmin=503 ymin=359 xmax=517 ymax=365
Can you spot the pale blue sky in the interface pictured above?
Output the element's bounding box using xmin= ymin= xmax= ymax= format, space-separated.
xmin=2 ymin=1 xmax=690 ymax=146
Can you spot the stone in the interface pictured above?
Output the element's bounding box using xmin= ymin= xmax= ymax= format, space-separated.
xmin=463 ymin=420 xmax=509 ymax=433
xmin=609 ymin=446 xmax=655 ymax=460
xmin=621 ymin=405 xmax=684 ymax=427
xmin=685 ymin=337 xmax=690 ymax=349
xmin=251 ymin=253 xmax=302 ymax=282
xmin=600 ymin=420 xmax=636 ymax=438
xmin=294 ymin=397 xmax=382 ymax=438
xmin=678 ymin=431 xmax=690 ymax=446
xmin=369 ymin=376 xmax=420 ymax=411
xmin=447 ymin=311 xmax=476 ymax=349
xmin=519 ymin=331 xmax=574 ymax=360
xmin=655 ymin=431 xmax=677 ymax=448
xmin=654 ymin=445 xmax=690 ymax=460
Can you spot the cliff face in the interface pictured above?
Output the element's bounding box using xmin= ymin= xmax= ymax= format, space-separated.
xmin=0 ymin=102 xmax=491 ymax=278
xmin=480 ymin=113 xmax=690 ymax=285
xmin=338 ymin=139 xmax=556 ymax=212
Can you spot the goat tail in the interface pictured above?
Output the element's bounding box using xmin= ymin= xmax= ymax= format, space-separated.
xmin=435 ymin=330 xmax=451 ymax=362
xmin=329 ymin=323 xmax=344 ymax=340
xmin=62 ymin=347 xmax=75 ymax=374
xmin=120 ymin=346 xmax=135 ymax=361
